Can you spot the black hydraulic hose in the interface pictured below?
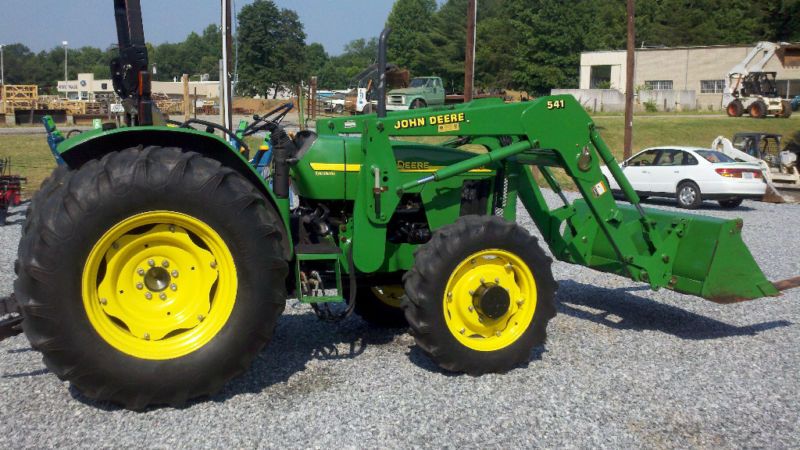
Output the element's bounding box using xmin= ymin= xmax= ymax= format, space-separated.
xmin=175 ymin=118 xmax=250 ymax=157
xmin=270 ymin=127 xmax=296 ymax=199
xmin=376 ymin=27 xmax=392 ymax=118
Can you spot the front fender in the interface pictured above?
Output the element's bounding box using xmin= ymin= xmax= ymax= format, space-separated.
xmin=56 ymin=126 xmax=293 ymax=259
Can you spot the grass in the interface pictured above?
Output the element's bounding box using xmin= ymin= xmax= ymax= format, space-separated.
xmin=593 ymin=115 xmax=800 ymax=160
xmin=0 ymin=114 xmax=796 ymax=197
xmin=0 ymin=135 xmax=58 ymax=199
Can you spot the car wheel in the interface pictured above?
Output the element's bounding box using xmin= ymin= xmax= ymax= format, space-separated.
xmin=676 ymin=181 xmax=702 ymax=209
xmin=718 ymin=197 xmax=743 ymax=209
xmin=410 ymin=99 xmax=427 ymax=110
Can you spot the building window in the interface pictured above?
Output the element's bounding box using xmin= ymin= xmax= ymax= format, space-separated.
xmin=700 ymin=80 xmax=725 ymax=94
xmin=590 ymin=65 xmax=612 ymax=89
xmin=101 ymin=83 xmax=108 ymax=90
xmin=644 ymin=80 xmax=673 ymax=90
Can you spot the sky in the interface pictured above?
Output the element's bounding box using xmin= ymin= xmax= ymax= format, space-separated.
xmin=0 ymin=0 xmax=421 ymax=55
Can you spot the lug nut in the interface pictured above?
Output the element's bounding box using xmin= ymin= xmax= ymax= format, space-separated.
xmin=459 ymin=328 xmax=466 ymax=334
xmin=478 ymin=317 xmax=484 ymax=323
xmin=169 ymin=225 xmax=176 ymax=232
xmin=112 ymin=242 xmax=119 ymax=249
xmin=210 ymin=261 xmax=217 ymax=269
xmin=99 ymin=298 xmax=107 ymax=305
xmin=159 ymin=293 xmax=167 ymax=300
xmin=137 ymin=268 xmax=145 ymax=276
xmin=468 ymin=305 xmax=474 ymax=312
xmin=504 ymin=263 xmax=513 ymax=270
xmin=145 ymin=292 xmax=152 ymax=300
xmin=517 ymin=299 xmax=524 ymax=306
xmin=136 ymin=282 xmax=143 ymax=290
xmin=494 ymin=277 xmax=500 ymax=284
xmin=170 ymin=283 xmax=177 ymax=291
xmin=171 ymin=270 xmax=179 ymax=278
xmin=480 ymin=278 xmax=486 ymax=284
xmin=143 ymin=333 xmax=150 ymax=340
xmin=148 ymin=259 xmax=155 ymax=267
xmin=468 ymin=290 xmax=475 ymax=296
xmin=197 ymin=314 xmax=205 ymax=322
xmin=162 ymin=260 xmax=169 ymax=268
xmin=470 ymin=259 xmax=476 ymax=265
xmin=495 ymin=331 xmax=502 ymax=337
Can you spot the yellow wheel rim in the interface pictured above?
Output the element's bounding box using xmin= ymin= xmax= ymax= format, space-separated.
xmin=81 ymin=211 xmax=238 ymax=360
xmin=370 ymin=285 xmax=404 ymax=308
xmin=443 ymin=249 xmax=537 ymax=352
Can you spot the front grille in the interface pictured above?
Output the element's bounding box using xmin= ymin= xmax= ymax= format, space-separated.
xmin=389 ymin=95 xmax=404 ymax=105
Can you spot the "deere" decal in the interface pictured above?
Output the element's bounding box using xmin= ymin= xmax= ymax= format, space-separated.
xmin=394 ymin=112 xmax=466 ymax=131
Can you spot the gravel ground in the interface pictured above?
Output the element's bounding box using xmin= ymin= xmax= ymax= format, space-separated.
xmin=1 ymin=192 xmax=798 ymax=448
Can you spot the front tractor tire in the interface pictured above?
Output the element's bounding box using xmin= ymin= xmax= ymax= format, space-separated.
xmin=402 ymin=216 xmax=557 ymax=375
xmin=15 ymin=147 xmax=288 ymax=409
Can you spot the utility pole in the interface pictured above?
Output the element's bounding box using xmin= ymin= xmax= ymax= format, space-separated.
xmin=0 ymin=44 xmax=4 ymax=86
xmin=464 ymin=0 xmax=477 ymax=102
xmin=220 ymin=0 xmax=233 ymax=131
xmin=62 ymin=41 xmax=69 ymax=83
xmin=623 ymin=0 xmax=635 ymax=159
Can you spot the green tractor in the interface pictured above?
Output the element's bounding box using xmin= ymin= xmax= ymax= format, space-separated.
xmin=5 ymin=1 xmax=798 ymax=410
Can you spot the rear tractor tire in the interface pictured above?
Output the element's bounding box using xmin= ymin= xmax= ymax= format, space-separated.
xmin=726 ymin=100 xmax=744 ymax=117
xmin=676 ymin=180 xmax=702 ymax=209
xmin=402 ymin=216 xmax=557 ymax=375
xmin=15 ymin=147 xmax=289 ymax=409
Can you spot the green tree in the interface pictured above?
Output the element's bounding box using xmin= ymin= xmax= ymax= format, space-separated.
xmin=237 ymin=0 xmax=307 ymax=97
xmin=387 ymin=0 xmax=438 ymax=76
xmin=316 ymin=38 xmax=378 ymax=89
xmin=304 ymin=42 xmax=329 ymax=79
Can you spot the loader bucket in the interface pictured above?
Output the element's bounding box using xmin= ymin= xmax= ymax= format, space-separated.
xmin=777 ymin=43 xmax=800 ymax=68
xmin=572 ymin=201 xmax=779 ymax=302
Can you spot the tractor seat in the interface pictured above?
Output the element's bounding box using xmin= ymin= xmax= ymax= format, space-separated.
xmin=293 ymin=130 xmax=318 ymax=158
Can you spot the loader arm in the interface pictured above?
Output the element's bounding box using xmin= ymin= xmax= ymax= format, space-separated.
xmin=317 ymin=96 xmax=794 ymax=301
xmin=110 ymin=0 xmax=160 ymax=126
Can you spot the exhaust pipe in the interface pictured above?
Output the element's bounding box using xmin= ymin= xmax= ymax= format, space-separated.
xmin=376 ymin=27 xmax=391 ymax=118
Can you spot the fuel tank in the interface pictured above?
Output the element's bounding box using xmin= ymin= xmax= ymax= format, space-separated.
xmin=291 ymin=134 xmax=493 ymax=200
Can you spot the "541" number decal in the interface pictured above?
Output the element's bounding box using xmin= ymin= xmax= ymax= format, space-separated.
xmin=546 ymin=99 xmax=566 ymax=110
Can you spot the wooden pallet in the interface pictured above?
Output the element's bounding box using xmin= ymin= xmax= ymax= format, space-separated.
xmin=1 ymin=85 xmax=38 ymax=112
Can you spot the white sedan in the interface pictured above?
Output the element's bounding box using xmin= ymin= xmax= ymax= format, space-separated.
xmin=601 ymin=146 xmax=766 ymax=209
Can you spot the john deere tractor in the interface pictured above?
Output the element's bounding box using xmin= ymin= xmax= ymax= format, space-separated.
xmin=3 ymin=1 xmax=797 ymax=410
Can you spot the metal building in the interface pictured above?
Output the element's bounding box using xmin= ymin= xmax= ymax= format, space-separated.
xmin=579 ymin=44 xmax=800 ymax=110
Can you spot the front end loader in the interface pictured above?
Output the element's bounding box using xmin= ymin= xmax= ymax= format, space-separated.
xmin=3 ymin=2 xmax=799 ymax=410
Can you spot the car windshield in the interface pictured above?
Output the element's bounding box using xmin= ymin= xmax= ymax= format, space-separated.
xmin=695 ymin=150 xmax=735 ymax=163
xmin=409 ymin=78 xmax=428 ymax=88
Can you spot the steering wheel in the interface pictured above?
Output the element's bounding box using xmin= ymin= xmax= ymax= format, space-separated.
xmin=242 ymin=102 xmax=294 ymax=137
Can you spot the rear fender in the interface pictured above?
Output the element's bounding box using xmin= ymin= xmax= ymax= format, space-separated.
xmin=56 ymin=126 xmax=293 ymax=259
